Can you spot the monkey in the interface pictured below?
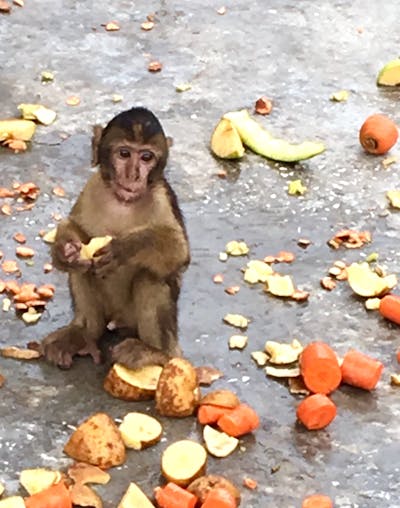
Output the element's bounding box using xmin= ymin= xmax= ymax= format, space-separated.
xmin=41 ymin=107 xmax=190 ymax=370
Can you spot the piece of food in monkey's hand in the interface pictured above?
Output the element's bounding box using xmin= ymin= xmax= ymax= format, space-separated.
xmin=80 ymin=235 xmax=112 ymax=260
xmin=161 ymin=440 xmax=207 ymax=486
xmin=20 ymin=468 xmax=61 ymax=495
xmin=119 ymin=412 xmax=162 ymax=449
xmin=63 ymin=412 xmax=126 ymax=469
xmin=104 ymin=363 xmax=163 ymax=401
xmin=187 ymin=475 xmax=241 ymax=506
xmin=155 ymin=358 xmax=200 ymax=417
xmin=117 ymin=483 xmax=156 ymax=508
xmin=203 ymin=425 xmax=239 ymax=458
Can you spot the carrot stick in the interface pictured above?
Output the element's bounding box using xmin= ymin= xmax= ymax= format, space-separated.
xmin=341 ymin=349 xmax=383 ymax=390
xmin=198 ymin=405 xmax=233 ymax=425
xmin=25 ymin=482 xmax=72 ymax=508
xmin=154 ymin=482 xmax=197 ymax=508
xmin=217 ymin=404 xmax=259 ymax=437
xmin=379 ymin=294 xmax=400 ymax=325
xmin=300 ymin=342 xmax=342 ymax=394
xmin=201 ymin=487 xmax=237 ymax=508
xmin=302 ymin=494 xmax=333 ymax=508
xmin=296 ymin=393 xmax=337 ymax=430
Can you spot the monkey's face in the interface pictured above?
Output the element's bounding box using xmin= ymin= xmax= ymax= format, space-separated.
xmin=107 ymin=141 xmax=160 ymax=203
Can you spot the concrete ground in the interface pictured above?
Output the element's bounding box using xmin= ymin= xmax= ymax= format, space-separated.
xmin=1 ymin=0 xmax=400 ymax=506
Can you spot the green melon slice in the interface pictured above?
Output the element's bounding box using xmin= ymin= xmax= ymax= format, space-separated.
xmin=210 ymin=118 xmax=245 ymax=159
xmin=377 ymin=59 xmax=400 ymax=86
xmin=223 ymin=110 xmax=325 ymax=162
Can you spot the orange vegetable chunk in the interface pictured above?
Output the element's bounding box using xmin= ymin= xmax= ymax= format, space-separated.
xmin=300 ymin=342 xmax=342 ymax=394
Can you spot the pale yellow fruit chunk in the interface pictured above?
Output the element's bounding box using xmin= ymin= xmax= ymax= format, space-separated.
xmin=18 ymin=104 xmax=57 ymax=126
xmin=265 ymin=339 xmax=303 ymax=365
xmin=347 ymin=262 xmax=397 ymax=297
xmin=117 ymin=483 xmax=155 ymax=508
xmin=20 ymin=468 xmax=59 ymax=495
xmin=203 ymin=425 xmax=239 ymax=458
xmin=80 ymin=236 xmax=112 ymax=260
xmin=119 ymin=412 xmax=162 ymax=450
xmin=228 ymin=335 xmax=248 ymax=350
xmin=223 ymin=313 xmax=249 ymax=329
xmin=211 ymin=118 xmax=245 ymax=159
xmin=225 ymin=240 xmax=249 ymax=256
xmin=0 ymin=119 xmax=36 ymax=142
xmin=265 ymin=274 xmax=295 ymax=297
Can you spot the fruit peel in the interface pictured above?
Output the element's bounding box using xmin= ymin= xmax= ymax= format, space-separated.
xmin=223 ymin=109 xmax=325 ymax=162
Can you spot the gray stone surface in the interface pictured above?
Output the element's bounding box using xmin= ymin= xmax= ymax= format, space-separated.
xmin=1 ymin=1 xmax=400 ymax=506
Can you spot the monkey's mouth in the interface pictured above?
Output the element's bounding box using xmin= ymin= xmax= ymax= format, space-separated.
xmin=114 ymin=183 xmax=144 ymax=202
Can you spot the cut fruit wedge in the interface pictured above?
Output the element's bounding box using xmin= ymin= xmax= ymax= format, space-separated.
xmin=18 ymin=104 xmax=57 ymax=126
xmin=377 ymin=58 xmax=400 ymax=86
xmin=347 ymin=262 xmax=397 ymax=297
xmin=0 ymin=119 xmax=36 ymax=142
xmin=119 ymin=412 xmax=162 ymax=450
xmin=20 ymin=468 xmax=60 ymax=495
xmin=203 ymin=425 xmax=239 ymax=458
xmin=117 ymin=483 xmax=155 ymax=508
xmin=211 ymin=118 xmax=245 ymax=159
xmin=104 ymin=363 xmax=162 ymax=401
xmin=80 ymin=235 xmax=112 ymax=260
xmin=224 ymin=109 xmax=325 ymax=162
xmin=161 ymin=440 xmax=207 ymax=486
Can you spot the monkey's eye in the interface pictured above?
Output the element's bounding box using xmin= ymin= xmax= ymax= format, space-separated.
xmin=118 ymin=148 xmax=131 ymax=158
xmin=140 ymin=151 xmax=154 ymax=162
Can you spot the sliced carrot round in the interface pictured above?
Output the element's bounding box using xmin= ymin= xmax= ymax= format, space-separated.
xmin=217 ymin=404 xmax=259 ymax=437
xmin=296 ymin=393 xmax=337 ymax=430
xmin=300 ymin=342 xmax=342 ymax=395
xmin=341 ymin=350 xmax=383 ymax=390
xmin=302 ymin=494 xmax=333 ymax=508
xmin=379 ymin=294 xmax=400 ymax=325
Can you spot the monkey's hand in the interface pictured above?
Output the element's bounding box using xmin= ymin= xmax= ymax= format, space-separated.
xmin=91 ymin=239 xmax=123 ymax=277
xmin=53 ymin=240 xmax=92 ymax=272
xmin=111 ymin=338 xmax=171 ymax=369
xmin=41 ymin=326 xmax=101 ymax=369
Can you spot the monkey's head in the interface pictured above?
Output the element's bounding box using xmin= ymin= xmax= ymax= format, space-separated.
xmin=94 ymin=107 xmax=169 ymax=203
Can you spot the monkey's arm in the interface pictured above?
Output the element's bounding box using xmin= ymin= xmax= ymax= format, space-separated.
xmin=52 ymin=218 xmax=92 ymax=273
xmin=94 ymin=225 xmax=190 ymax=279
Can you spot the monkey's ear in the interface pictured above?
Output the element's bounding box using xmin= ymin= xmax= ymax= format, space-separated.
xmin=166 ymin=136 xmax=174 ymax=148
xmin=91 ymin=124 xmax=103 ymax=166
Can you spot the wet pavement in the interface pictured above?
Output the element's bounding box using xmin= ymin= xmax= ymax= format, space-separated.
xmin=1 ymin=1 xmax=400 ymax=506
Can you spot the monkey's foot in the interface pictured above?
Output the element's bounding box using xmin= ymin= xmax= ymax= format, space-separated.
xmin=111 ymin=338 xmax=170 ymax=369
xmin=41 ymin=326 xmax=100 ymax=369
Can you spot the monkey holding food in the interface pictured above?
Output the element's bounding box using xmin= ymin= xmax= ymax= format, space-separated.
xmin=41 ymin=107 xmax=190 ymax=369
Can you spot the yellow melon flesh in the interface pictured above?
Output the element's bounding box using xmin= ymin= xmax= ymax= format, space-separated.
xmin=210 ymin=118 xmax=245 ymax=159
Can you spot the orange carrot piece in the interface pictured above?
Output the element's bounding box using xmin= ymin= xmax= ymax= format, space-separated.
xmin=217 ymin=403 xmax=259 ymax=437
xmin=397 ymin=350 xmax=400 ymax=364
xmin=302 ymin=494 xmax=333 ymax=508
xmin=198 ymin=405 xmax=233 ymax=425
xmin=155 ymin=482 xmax=197 ymax=508
xmin=201 ymin=487 xmax=237 ymax=508
xmin=379 ymin=294 xmax=400 ymax=325
xmin=25 ymin=482 xmax=72 ymax=508
xmin=341 ymin=349 xmax=383 ymax=390
xmin=296 ymin=393 xmax=337 ymax=430
xmin=300 ymin=342 xmax=342 ymax=394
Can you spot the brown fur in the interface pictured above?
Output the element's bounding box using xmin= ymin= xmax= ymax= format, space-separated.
xmin=41 ymin=108 xmax=190 ymax=369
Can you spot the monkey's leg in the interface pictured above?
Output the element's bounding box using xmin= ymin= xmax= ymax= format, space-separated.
xmin=112 ymin=275 xmax=182 ymax=369
xmin=41 ymin=273 xmax=106 ymax=368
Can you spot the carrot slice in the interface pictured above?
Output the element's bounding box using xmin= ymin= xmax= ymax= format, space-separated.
xmin=379 ymin=294 xmax=400 ymax=325
xmin=198 ymin=405 xmax=233 ymax=425
xmin=302 ymin=494 xmax=333 ymax=508
xmin=341 ymin=349 xmax=383 ymax=390
xmin=202 ymin=487 xmax=237 ymax=508
xmin=217 ymin=404 xmax=259 ymax=437
xmin=25 ymin=482 xmax=72 ymax=508
xmin=296 ymin=394 xmax=337 ymax=430
xmin=154 ymin=482 xmax=197 ymax=508
xmin=300 ymin=342 xmax=342 ymax=394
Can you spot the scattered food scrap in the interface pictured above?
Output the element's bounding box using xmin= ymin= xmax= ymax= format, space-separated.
xmin=105 ymin=21 xmax=120 ymax=31
xmin=228 ymin=335 xmax=248 ymax=349
xmin=65 ymin=95 xmax=80 ymax=106
xmin=211 ymin=118 xmax=245 ymax=159
xmin=288 ymin=179 xmax=307 ymax=196
xmin=17 ymin=104 xmax=56 ymax=125
xmin=386 ymin=190 xmax=400 ymax=208
xmin=141 ymin=21 xmax=154 ymax=30
xmin=225 ymin=240 xmax=249 ymax=256
xmin=265 ymin=365 xmax=300 ymax=378
xmin=382 ymin=155 xmax=398 ymax=168
xmin=265 ymin=339 xmax=303 ymax=364
xmin=242 ymin=477 xmax=257 ymax=490
xmin=117 ymin=483 xmax=155 ymax=508
xmin=264 ymin=251 xmax=295 ymax=264
xmin=328 ymin=229 xmax=371 ymax=249
xmin=297 ymin=393 xmax=337 ymax=430
xmin=1 ymin=346 xmax=41 ymax=360
xmin=195 ymin=365 xmax=223 ymax=386
xmin=223 ymin=313 xmax=249 ymax=329
xmin=243 ymin=259 xmax=273 ymax=284
xmin=148 ymin=60 xmax=162 ymax=72
xmin=161 ymin=440 xmax=207 ymax=486
xmin=341 ymin=350 xmax=383 ymax=390
xmin=300 ymin=342 xmax=342 ymax=394
xmin=250 ymin=351 xmax=268 ymax=367
xmin=203 ymin=425 xmax=239 ymax=457
xmin=176 ymin=83 xmax=192 ymax=93
xmin=41 ymin=70 xmax=54 ymax=82
xmin=254 ymin=96 xmax=272 ymax=115
xmin=329 ymin=90 xmax=349 ymax=102
xmin=119 ymin=412 xmax=162 ymax=449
